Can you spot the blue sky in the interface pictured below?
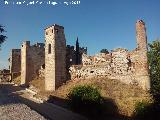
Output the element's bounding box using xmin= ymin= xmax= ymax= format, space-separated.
xmin=0 ymin=0 xmax=160 ymax=69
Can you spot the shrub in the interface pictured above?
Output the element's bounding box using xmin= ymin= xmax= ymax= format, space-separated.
xmin=134 ymin=101 xmax=150 ymax=117
xmin=100 ymin=49 xmax=109 ymax=54
xmin=148 ymin=40 xmax=160 ymax=103
xmin=67 ymin=85 xmax=104 ymax=116
xmin=133 ymin=101 xmax=160 ymax=120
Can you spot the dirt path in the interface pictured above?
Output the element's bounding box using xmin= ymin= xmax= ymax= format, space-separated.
xmin=0 ymin=82 xmax=87 ymax=120
xmin=0 ymin=83 xmax=47 ymax=120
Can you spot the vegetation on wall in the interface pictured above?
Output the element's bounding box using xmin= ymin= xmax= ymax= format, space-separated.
xmin=100 ymin=49 xmax=109 ymax=54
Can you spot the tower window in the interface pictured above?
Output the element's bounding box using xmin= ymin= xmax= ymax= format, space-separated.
xmin=52 ymin=29 xmax=53 ymax=33
xmin=46 ymin=32 xmax=48 ymax=35
xmin=48 ymin=44 xmax=51 ymax=54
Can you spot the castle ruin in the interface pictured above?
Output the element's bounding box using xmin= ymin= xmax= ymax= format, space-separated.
xmin=8 ymin=20 xmax=150 ymax=91
xmin=70 ymin=20 xmax=150 ymax=90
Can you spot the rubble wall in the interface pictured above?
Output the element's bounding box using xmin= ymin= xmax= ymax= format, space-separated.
xmin=69 ymin=20 xmax=150 ymax=90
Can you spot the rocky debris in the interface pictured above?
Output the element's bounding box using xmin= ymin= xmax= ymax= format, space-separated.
xmin=28 ymin=85 xmax=39 ymax=93
xmin=70 ymin=48 xmax=134 ymax=79
xmin=82 ymin=53 xmax=93 ymax=65
xmin=38 ymin=67 xmax=45 ymax=79
xmin=111 ymin=48 xmax=134 ymax=75
xmin=0 ymin=69 xmax=11 ymax=82
xmin=69 ymin=48 xmax=143 ymax=89
xmin=69 ymin=65 xmax=112 ymax=80
xmin=93 ymin=53 xmax=111 ymax=65
xmin=0 ymin=104 xmax=47 ymax=120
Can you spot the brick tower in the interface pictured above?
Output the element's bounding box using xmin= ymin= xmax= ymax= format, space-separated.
xmin=135 ymin=20 xmax=150 ymax=90
xmin=136 ymin=20 xmax=148 ymax=51
xmin=45 ymin=24 xmax=66 ymax=91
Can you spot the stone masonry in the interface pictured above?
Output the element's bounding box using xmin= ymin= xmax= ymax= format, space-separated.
xmin=9 ymin=20 xmax=150 ymax=91
xmin=45 ymin=24 xmax=66 ymax=91
xmin=66 ymin=38 xmax=87 ymax=66
xmin=21 ymin=41 xmax=45 ymax=85
xmin=69 ymin=20 xmax=150 ymax=90
xmin=8 ymin=49 xmax=21 ymax=73
xmin=18 ymin=26 xmax=85 ymax=90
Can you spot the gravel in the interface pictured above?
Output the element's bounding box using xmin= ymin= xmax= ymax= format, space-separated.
xmin=0 ymin=83 xmax=48 ymax=120
xmin=0 ymin=103 xmax=47 ymax=120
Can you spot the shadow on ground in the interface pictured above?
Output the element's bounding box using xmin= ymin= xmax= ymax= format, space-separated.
xmin=47 ymin=95 xmax=131 ymax=120
xmin=0 ymin=83 xmax=86 ymax=120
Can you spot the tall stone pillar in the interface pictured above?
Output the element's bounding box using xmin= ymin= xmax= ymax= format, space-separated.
xmin=135 ymin=20 xmax=150 ymax=90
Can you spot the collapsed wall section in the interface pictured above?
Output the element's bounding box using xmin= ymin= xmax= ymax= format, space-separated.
xmin=69 ymin=20 xmax=150 ymax=90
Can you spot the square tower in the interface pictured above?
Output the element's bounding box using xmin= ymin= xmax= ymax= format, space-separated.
xmin=45 ymin=24 xmax=66 ymax=91
xmin=9 ymin=49 xmax=21 ymax=73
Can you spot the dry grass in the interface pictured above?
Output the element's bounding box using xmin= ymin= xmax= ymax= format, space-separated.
xmin=29 ymin=78 xmax=52 ymax=99
xmin=12 ymin=75 xmax=21 ymax=85
xmin=30 ymin=78 xmax=45 ymax=91
xmin=30 ymin=77 xmax=152 ymax=117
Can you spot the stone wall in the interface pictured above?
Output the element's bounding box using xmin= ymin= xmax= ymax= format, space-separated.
xmin=21 ymin=41 xmax=45 ymax=85
xmin=66 ymin=43 xmax=87 ymax=67
xmin=69 ymin=20 xmax=150 ymax=90
xmin=70 ymin=48 xmax=134 ymax=81
xmin=66 ymin=45 xmax=76 ymax=66
xmin=9 ymin=49 xmax=21 ymax=73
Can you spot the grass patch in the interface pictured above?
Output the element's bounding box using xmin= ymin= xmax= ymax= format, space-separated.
xmin=29 ymin=77 xmax=152 ymax=117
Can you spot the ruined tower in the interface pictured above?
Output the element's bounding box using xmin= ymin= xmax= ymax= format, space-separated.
xmin=136 ymin=20 xmax=148 ymax=51
xmin=135 ymin=20 xmax=150 ymax=90
xmin=45 ymin=24 xmax=66 ymax=91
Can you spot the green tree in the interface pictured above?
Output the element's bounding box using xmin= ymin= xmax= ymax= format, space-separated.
xmin=100 ymin=49 xmax=109 ymax=54
xmin=148 ymin=40 xmax=160 ymax=102
xmin=0 ymin=25 xmax=7 ymax=49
